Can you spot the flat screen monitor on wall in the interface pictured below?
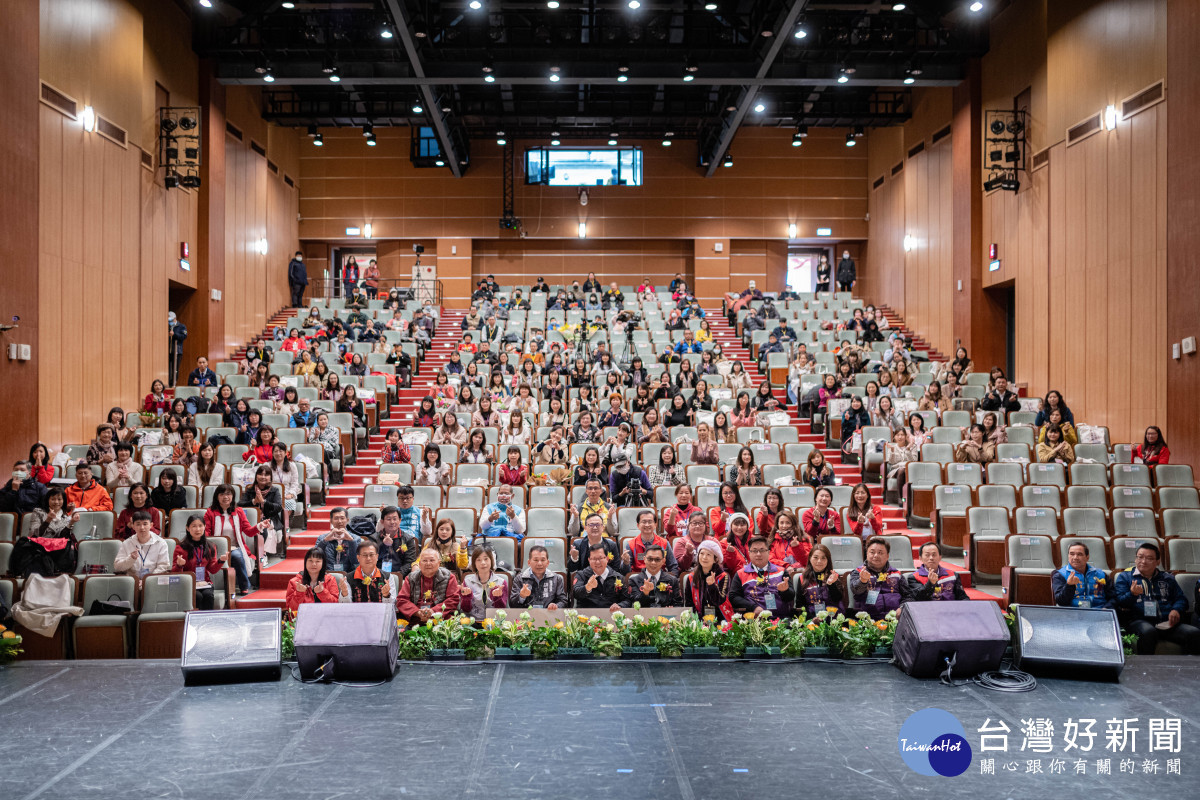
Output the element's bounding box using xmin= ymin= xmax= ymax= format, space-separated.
xmin=525 ymin=147 xmax=643 ymax=186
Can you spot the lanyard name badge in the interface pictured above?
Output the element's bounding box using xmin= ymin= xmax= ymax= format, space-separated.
xmin=1141 ymin=578 xmax=1158 ymax=618
xmin=137 ymin=545 xmax=151 ymax=578
xmin=866 ymin=573 xmax=883 ymax=606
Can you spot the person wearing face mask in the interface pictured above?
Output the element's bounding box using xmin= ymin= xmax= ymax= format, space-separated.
xmin=288 ymin=251 xmax=307 ymax=308
xmin=836 ymin=250 xmax=856 ymax=291
xmin=814 ymin=254 xmax=832 ymax=293
xmin=0 ymin=460 xmax=48 ymax=514
xmin=907 ymin=542 xmax=968 ymax=601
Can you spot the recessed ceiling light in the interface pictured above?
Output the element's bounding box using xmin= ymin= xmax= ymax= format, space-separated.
xmin=628 ymin=0 xmax=641 ymax=8
xmin=263 ymin=71 xmax=275 ymax=83
xmin=608 ymin=138 xmax=617 ymax=145
xmin=484 ymin=74 xmax=496 ymax=83
xmin=497 ymin=137 xmax=507 ymax=145
xmin=617 ymin=74 xmax=628 ymax=82
xmin=683 ymin=74 xmax=694 ymax=82
xmin=969 ymin=1 xmax=984 ymax=10
xmin=893 ymin=2 xmax=906 ymax=9
xmin=469 ymin=0 xmax=483 ymax=9
xmin=705 ymin=2 xmax=718 ymax=9
xmin=549 ymin=74 xmax=560 ymax=82
xmin=281 ymin=1 xmax=294 ymax=7
xmin=329 ymin=72 xmax=340 ymax=83
xmin=550 ymin=139 xmax=560 ymax=145
xmin=547 ymin=0 xmax=559 ymax=6
xmin=412 ymin=103 xmax=423 ymax=113
xmin=662 ymin=139 xmax=672 ymax=146
xmin=435 ymin=159 xmax=445 ymax=166
xmin=198 ymin=0 xmax=212 ymax=7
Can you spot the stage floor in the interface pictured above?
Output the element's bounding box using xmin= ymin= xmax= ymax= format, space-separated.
xmin=2 ymin=657 xmax=1199 ymax=799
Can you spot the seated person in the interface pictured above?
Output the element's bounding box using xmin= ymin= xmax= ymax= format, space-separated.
xmin=113 ymin=511 xmax=171 ymax=580
xmin=25 ymin=487 xmax=76 ymax=538
xmin=289 ymin=397 xmax=320 ymax=428
xmin=623 ymin=510 xmax=679 ymax=576
xmin=609 ymin=455 xmax=652 ymax=508
xmin=1114 ymin=542 xmax=1200 ymax=655
xmin=344 ymin=539 xmax=391 ymax=604
xmin=849 ymin=536 xmax=911 ymax=620
xmin=396 ymin=548 xmax=463 ymax=623
xmin=572 ymin=543 xmax=628 ymax=612
xmin=568 ymin=513 xmax=626 ymax=574
xmin=568 ymin=477 xmax=618 ymax=538
xmin=0 ymin=460 xmax=48 ymax=514
xmin=66 ymin=462 xmax=114 ymax=512
xmin=461 ymin=547 xmax=509 ymax=621
xmin=906 ymin=542 xmax=968 ymax=601
xmin=172 ymin=514 xmax=229 ymax=611
xmin=1051 ymin=541 xmax=1112 ymax=609
xmin=979 ymin=374 xmax=1021 ymax=413
xmin=315 ymin=507 xmax=360 ymax=573
xmin=798 ymin=544 xmax=844 ymax=618
xmin=681 ymin=540 xmax=732 ymax=619
xmin=509 ymin=545 xmax=568 ymax=609
xmin=729 ymin=536 xmax=794 ymax=619
xmin=480 ymin=484 xmax=528 ymax=540
xmin=104 ymin=442 xmax=144 ymax=494
xmin=395 ymin=485 xmax=434 ymax=543
xmin=371 ymin=505 xmax=419 ymax=579
xmin=625 ymin=545 xmax=682 ymax=607
xmin=285 ymin=546 xmax=343 ymax=619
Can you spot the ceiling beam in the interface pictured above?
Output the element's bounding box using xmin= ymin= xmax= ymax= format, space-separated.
xmin=381 ymin=0 xmax=464 ymax=177
xmin=220 ymin=74 xmax=958 ymax=88
xmin=703 ymin=0 xmax=809 ymax=177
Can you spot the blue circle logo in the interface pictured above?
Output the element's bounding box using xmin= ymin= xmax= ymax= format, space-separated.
xmin=898 ymin=709 xmax=972 ymax=777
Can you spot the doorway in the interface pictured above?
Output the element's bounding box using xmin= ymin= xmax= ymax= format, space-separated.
xmin=331 ymin=247 xmax=377 ymax=298
xmin=984 ymin=283 xmax=1016 ymax=380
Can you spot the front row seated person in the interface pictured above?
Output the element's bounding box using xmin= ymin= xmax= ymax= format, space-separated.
xmin=345 ymin=539 xmax=391 ymax=603
xmin=849 ymin=536 xmax=911 ymax=620
xmin=396 ymin=548 xmax=463 ymax=623
xmin=480 ymin=483 xmax=527 ymax=540
xmin=1114 ymin=542 xmax=1200 ymax=655
xmin=509 ymin=545 xmax=568 ymax=609
xmin=573 ymin=543 xmax=628 ymax=611
xmin=113 ymin=511 xmax=171 ymax=579
xmin=906 ymin=542 xmax=968 ymax=601
xmin=285 ymin=546 xmax=344 ymax=619
xmin=625 ymin=544 xmax=682 ymax=607
xmin=729 ymin=536 xmax=794 ymax=618
xmin=1052 ymin=542 xmax=1113 ymax=609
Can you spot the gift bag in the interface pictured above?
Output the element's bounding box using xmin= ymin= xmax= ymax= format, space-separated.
xmin=137 ymin=429 xmax=163 ymax=447
xmin=230 ymin=461 xmax=257 ymax=487
xmin=402 ymin=430 xmax=430 ymax=446
xmin=141 ymin=445 xmax=172 ymax=466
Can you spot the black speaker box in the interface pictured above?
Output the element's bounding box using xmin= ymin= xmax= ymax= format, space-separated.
xmin=1013 ymin=605 xmax=1124 ymax=681
xmin=294 ymin=602 xmax=399 ymax=682
xmin=893 ymin=600 xmax=1009 ymax=678
xmin=180 ymin=608 xmax=283 ymax=685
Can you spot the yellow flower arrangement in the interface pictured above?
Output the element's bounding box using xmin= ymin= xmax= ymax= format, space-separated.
xmin=656 ymin=582 xmax=668 ymax=592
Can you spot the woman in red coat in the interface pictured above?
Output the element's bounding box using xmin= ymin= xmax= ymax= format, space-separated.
xmin=768 ymin=510 xmax=812 ymax=575
xmin=28 ymin=443 xmax=55 ymax=485
xmin=661 ymin=484 xmax=699 ymax=540
xmin=172 ymin=514 xmax=227 ymax=610
xmin=498 ymin=446 xmax=529 ymax=487
xmin=143 ymin=379 xmax=170 ymax=416
xmin=801 ymin=486 xmax=843 ymax=540
xmin=1133 ymin=426 xmax=1170 ymax=466
xmin=243 ymin=426 xmax=278 ymax=464
xmin=285 ymin=546 xmax=343 ymax=620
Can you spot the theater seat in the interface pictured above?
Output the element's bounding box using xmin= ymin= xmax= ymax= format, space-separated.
xmin=73 ymin=575 xmax=136 ymax=659
xmin=1002 ymin=533 xmax=1056 ymax=606
xmin=136 ymin=573 xmax=195 ymax=659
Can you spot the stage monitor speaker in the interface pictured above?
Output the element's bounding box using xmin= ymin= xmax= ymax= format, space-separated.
xmin=180 ymin=608 xmax=282 ymax=685
xmin=294 ymin=602 xmax=398 ymax=682
xmin=1013 ymin=605 xmax=1124 ymax=681
xmin=893 ymin=600 xmax=1009 ymax=679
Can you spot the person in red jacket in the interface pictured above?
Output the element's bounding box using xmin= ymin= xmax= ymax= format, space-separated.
xmin=661 ymin=484 xmax=699 ymax=540
xmin=754 ymin=488 xmax=785 ymax=537
xmin=65 ymin=463 xmax=114 ymax=512
xmin=173 ymin=514 xmax=228 ymax=610
xmin=362 ymin=258 xmax=381 ymax=300
xmin=143 ymin=379 xmax=170 ymax=417
xmin=623 ymin=510 xmax=678 ymax=576
xmin=801 ymin=486 xmax=843 ymax=540
xmin=28 ymin=443 xmax=55 ymax=485
xmin=243 ymin=426 xmax=278 ymax=464
xmin=768 ymin=510 xmax=811 ymax=575
xmin=1133 ymin=426 xmax=1170 ymax=466
xmin=708 ymin=481 xmax=750 ymax=539
xmin=396 ymin=548 xmax=463 ymax=623
xmin=285 ymin=546 xmax=343 ymax=620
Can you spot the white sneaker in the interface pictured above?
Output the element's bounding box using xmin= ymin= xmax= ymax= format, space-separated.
xmin=259 ymin=555 xmax=269 ymax=569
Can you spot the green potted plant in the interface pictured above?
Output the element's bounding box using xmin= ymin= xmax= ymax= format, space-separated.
xmin=675 ymin=612 xmax=721 ymax=658
xmin=489 ymin=612 xmax=532 ymax=660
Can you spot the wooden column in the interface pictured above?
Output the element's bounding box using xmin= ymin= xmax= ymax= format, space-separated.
xmin=0 ymin=0 xmax=39 ymax=466
xmin=693 ymin=238 xmax=731 ymax=305
xmin=191 ymin=60 xmax=226 ymax=365
xmin=952 ymin=60 xmax=1006 ymax=371
xmin=437 ymin=238 xmax=473 ymax=309
xmin=1167 ymin=0 xmax=1200 ymax=473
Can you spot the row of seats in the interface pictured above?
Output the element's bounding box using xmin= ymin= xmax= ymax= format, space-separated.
xmin=394 ymin=438 xmax=812 ymax=466
xmin=0 ymin=505 xmax=267 ymax=546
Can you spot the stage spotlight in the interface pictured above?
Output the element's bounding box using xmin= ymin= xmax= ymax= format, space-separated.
xmin=178 ymin=116 xmax=197 ymax=131
xmin=845 ymin=133 xmax=856 ymax=147
xmin=313 ymin=133 xmax=323 ymax=146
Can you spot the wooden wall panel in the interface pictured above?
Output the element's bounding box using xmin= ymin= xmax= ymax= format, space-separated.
xmin=299 ymin=128 xmax=868 ymax=245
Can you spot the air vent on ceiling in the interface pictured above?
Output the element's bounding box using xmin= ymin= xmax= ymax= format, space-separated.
xmin=872 ymin=175 xmax=886 ymax=190
xmin=1121 ymin=80 xmax=1165 ymax=120
xmin=1066 ymin=113 xmax=1102 ymax=147
xmin=39 ymin=82 xmax=78 ymax=118
xmin=1031 ymin=147 xmax=1050 ymax=173
xmin=907 ymin=141 xmax=925 ymax=158
xmin=267 ymin=160 xmax=279 ymax=174
xmin=95 ymin=115 xmax=127 ymax=148
xmin=250 ymin=140 xmax=266 ymax=157
xmin=226 ymin=122 xmax=243 ymax=140
xmin=140 ymin=148 xmax=154 ymax=170
xmin=283 ymin=174 xmax=295 ymax=188
xmin=931 ymin=125 xmax=951 ymax=144
xmin=891 ymin=161 xmax=904 ymax=176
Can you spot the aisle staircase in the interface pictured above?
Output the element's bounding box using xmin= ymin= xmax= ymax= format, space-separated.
xmin=232 ymin=301 xmax=1000 ymax=611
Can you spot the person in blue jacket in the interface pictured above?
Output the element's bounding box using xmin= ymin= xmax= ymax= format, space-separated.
xmin=1114 ymin=542 xmax=1200 ymax=654
xmin=1052 ymin=542 xmax=1113 ymax=609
